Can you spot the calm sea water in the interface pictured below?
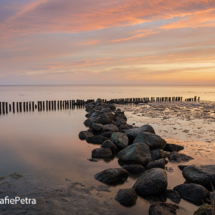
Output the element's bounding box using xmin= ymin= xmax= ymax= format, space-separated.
xmin=0 ymin=85 xmax=214 ymax=214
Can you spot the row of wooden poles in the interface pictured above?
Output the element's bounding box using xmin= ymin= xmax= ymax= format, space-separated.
xmin=0 ymin=96 xmax=200 ymax=115
xmin=0 ymin=100 xmax=86 ymax=114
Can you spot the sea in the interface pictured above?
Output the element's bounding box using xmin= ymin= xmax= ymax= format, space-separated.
xmin=0 ymin=85 xmax=215 ymax=214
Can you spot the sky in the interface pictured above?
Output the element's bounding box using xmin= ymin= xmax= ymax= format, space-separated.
xmin=0 ymin=0 xmax=215 ymax=85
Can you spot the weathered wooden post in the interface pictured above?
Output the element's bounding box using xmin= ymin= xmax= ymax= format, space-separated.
xmin=12 ymin=102 xmax=15 ymax=113
xmin=49 ymin=101 xmax=51 ymax=110
xmin=54 ymin=101 xmax=56 ymax=110
xmin=6 ymin=102 xmax=8 ymax=114
xmin=181 ymin=97 xmax=183 ymax=102
xmin=52 ymin=101 xmax=54 ymax=110
xmin=60 ymin=101 xmax=62 ymax=109
xmin=43 ymin=101 xmax=45 ymax=111
xmin=26 ymin=102 xmax=28 ymax=112
xmin=2 ymin=102 xmax=5 ymax=114
xmin=194 ymin=96 xmax=197 ymax=102
xmin=24 ymin=102 xmax=26 ymax=112
xmin=168 ymin=97 xmax=171 ymax=102
xmin=198 ymin=97 xmax=200 ymax=102
xmin=32 ymin=102 xmax=34 ymax=111
xmin=17 ymin=102 xmax=19 ymax=112
xmin=9 ymin=104 xmax=11 ymax=112
xmin=19 ymin=102 xmax=22 ymax=112
xmin=172 ymin=97 xmax=175 ymax=102
xmin=29 ymin=102 xmax=31 ymax=111
xmin=46 ymin=101 xmax=48 ymax=111
xmin=0 ymin=102 xmax=1 ymax=115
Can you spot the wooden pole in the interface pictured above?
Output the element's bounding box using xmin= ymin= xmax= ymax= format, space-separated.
xmin=32 ymin=102 xmax=34 ymax=111
xmin=19 ymin=102 xmax=22 ymax=112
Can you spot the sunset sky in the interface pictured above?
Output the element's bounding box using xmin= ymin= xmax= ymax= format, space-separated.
xmin=0 ymin=0 xmax=215 ymax=85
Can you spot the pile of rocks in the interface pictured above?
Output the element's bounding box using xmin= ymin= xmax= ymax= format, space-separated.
xmin=79 ymin=98 xmax=215 ymax=215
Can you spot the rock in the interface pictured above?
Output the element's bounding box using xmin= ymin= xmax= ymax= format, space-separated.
xmin=165 ymin=189 xmax=181 ymax=204
xmin=116 ymin=119 xmax=127 ymax=126
xmin=101 ymin=108 xmax=111 ymax=112
xmin=115 ymin=188 xmax=137 ymax=207
xmin=149 ymin=202 xmax=179 ymax=215
xmin=182 ymin=165 xmax=215 ymax=189
xmin=79 ymin=131 xmax=93 ymax=140
xmin=124 ymin=125 xmax=155 ymax=141
xmin=104 ymin=104 xmax=116 ymax=111
xmin=115 ymin=111 xmax=127 ymax=122
xmin=173 ymin=183 xmax=209 ymax=205
xmin=94 ymin=168 xmax=129 ymax=185
xmin=103 ymin=124 xmax=119 ymax=132
xmin=147 ymin=159 xmax=165 ymax=169
xmin=134 ymin=132 xmax=166 ymax=150
xmin=92 ymin=148 xmax=112 ymax=158
xmin=101 ymin=140 xmax=119 ymax=153
xmin=86 ymin=136 xmax=108 ymax=144
xmin=92 ymin=123 xmax=103 ymax=131
xmin=96 ymin=185 xmax=110 ymax=192
xmin=98 ymin=113 xmax=115 ymax=125
xmin=164 ymin=143 xmax=184 ymax=152
xmin=168 ymin=152 xmax=194 ymax=163
xmin=178 ymin=165 xmax=188 ymax=170
xmin=87 ymin=158 xmax=98 ymax=162
xmin=118 ymin=143 xmax=151 ymax=166
xmin=194 ymin=205 xmax=212 ymax=215
xmin=122 ymin=164 xmax=145 ymax=174
xmin=99 ymin=131 xmax=113 ymax=139
xmin=91 ymin=110 xmax=103 ymax=117
xmin=0 ymin=176 xmax=6 ymax=180
xmin=166 ymin=167 xmax=174 ymax=172
xmin=110 ymin=132 xmax=128 ymax=149
xmin=133 ymin=168 xmax=167 ymax=197
xmin=164 ymin=151 xmax=171 ymax=158
xmin=151 ymin=149 xmax=165 ymax=161
xmin=9 ymin=173 xmax=23 ymax=179
xmin=96 ymin=98 xmax=104 ymax=106
xmin=84 ymin=118 xmax=91 ymax=127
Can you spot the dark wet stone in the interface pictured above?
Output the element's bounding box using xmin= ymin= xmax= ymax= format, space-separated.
xmin=173 ymin=183 xmax=209 ymax=205
xmin=84 ymin=118 xmax=91 ymax=127
xmin=96 ymin=185 xmax=110 ymax=192
xmin=9 ymin=173 xmax=23 ymax=179
xmin=101 ymin=108 xmax=111 ymax=112
xmin=97 ymin=112 xmax=115 ymax=125
xmin=122 ymin=164 xmax=145 ymax=174
xmin=115 ymin=111 xmax=127 ymax=122
xmin=92 ymin=123 xmax=103 ymax=131
xmin=99 ymin=131 xmax=113 ymax=139
xmin=79 ymin=131 xmax=93 ymax=140
xmin=194 ymin=205 xmax=212 ymax=215
xmin=151 ymin=149 xmax=165 ymax=161
xmin=115 ymin=188 xmax=137 ymax=207
xmin=134 ymin=132 xmax=166 ymax=150
xmin=166 ymin=167 xmax=174 ymax=172
xmin=178 ymin=165 xmax=188 ymax=170
xmin=164 ymin=144 xmax=184 ymax=152
xmin=110 ymin=132 xmax=128 ymax=149
xmin=165 ymin=189 xmax=181 ymax=204
xmin=118 ymin=143 xmax=151 ymax=166
xmin=182 ymin=165 xmax=215 ymax=189
xmin=103 ymin=104 xmax=116 ymax=111
xmin=168 ymin=152 xmax=194 ymax=163
xmin=124 ymin=125 xmax=155 ymax=142
xmin=147 ymin=159 xmax=165 ymax=169
xmin=86 ymin=136 xmax=108 ymax=144
xmin=103 ymin=124 xmax=119 ymax=132
xmin=133 ymin=168 xmax=167 ymax=197
xmin=92 ymin=148 xmax=112 ymax=158
xmin=101 ymin=140 xmax=119 ymax=153
xmin=149 ymin=202 xmax=179 ymax=215
xmin=87 ymin=158 xmax=98 ymax=162
xmin=94 ymin=168 xmax=129 ymax=185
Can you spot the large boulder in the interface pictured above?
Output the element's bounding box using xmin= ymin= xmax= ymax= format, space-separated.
xmin=84 ymin=118 xmax=91 ymax=127
xmin=151 ymin=149 xmax=165 ymax=161
xmin=164 ymin=189 xmax=181 ymax=204
xmin=124 ymin=125 xmax=155 ymax=141
xmin=110 ymin=132 xmax=128 ymax=149
xmin=97 ymin=112 xmax=115 ymax=125
xmin=101 ymin=107 xmax=111 ymax=112
xmin=92 ymin=123 xmax=103 ymax=131
xmin=103 ymin=124 xmax=119 ymax=132
xmin=168 ymin=152 xmax=194 ymax=163
xmin=134 ymin=132 xmax=166 ymax=150
xmin=96 ymin=98 xmax=104 ymax=106
xmin=115 ymin=188 xmax=137 ymax=207
xmin=149 ymin=202 xmax=179 ymax=215
xmin=133 ymin=168 xmax=167 ymax=197
xmin=164 ymin=143 xmax=184 ymax=152
xmin=194 ymin=205 xmax=212 ymax=215
xmin=122 ymin=164 xmax=145 ymax=174
xmin=78 ymin=131 xmax=93 ymax=140
xmin=101 ymin=140 xmax=119 ymax=153
xmin=182 ymin=165 xmax=215 ymax=189
xmin=99 ymin=131 xmax=113 ymax=139
xmin=92 ymin=148 xmax=112 ymax=158
xmin=118 ymin=143 xmax=151 ymax=166
xmin=115 ymin=111 xmax=127 ymax=122
xmin=103 ymin=104 xmax=116 ymax=111
xmin=173 ymin=183 xmax=209 ymax=205
xmin=146 ymin=158 xmax=165 ymax=169
xmin=91 ymin=110 xmax=103 ymax=117
xmin=94 ymin=168 xmax=129 ymax=185
xmin=86 ymin=136 xmax=108 ymax=144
